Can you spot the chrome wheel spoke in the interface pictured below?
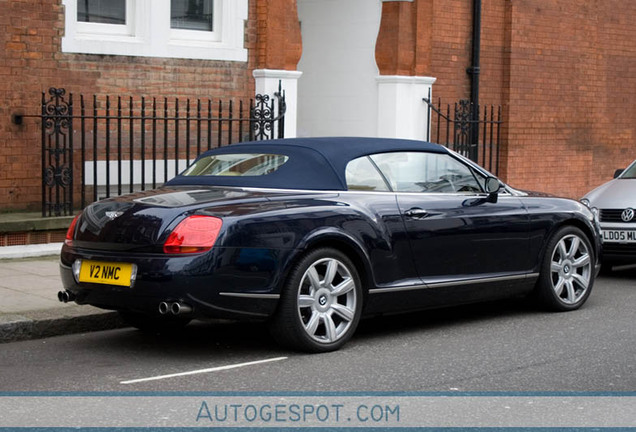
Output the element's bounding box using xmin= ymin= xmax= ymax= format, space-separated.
xmin=304 ymin=312 xmax=320 ymax=336
xmin=572 ymin=253 xmax=590 ymax=269
xmin=551 ymin=261 xmax=562 ymax=274
xmin=331 ymin=303 xmax=355 ymax=322
xmin=331 ymin=278 xmax=354 ymax=297
xmin=572 ymin=273 xmax=589 ymax=290
xmin=306 ymin=267 xmax=322 ymax=291
xmin=553 ymin=277 xmax=565 ymax=297
xmin=324 ymin=260 xmax=338 ymax=287
xmin=557 ymin=240 xmax=568 ymax=259
xmin=564 ymin=280 xmax=576 ymax=303
xmin=567 ymin=237 xmax=580 ymax=259
xmin=298 ymin=295 xmax=315 ymax=309
xmin=323 ymin=314 xmax=338 ymax=342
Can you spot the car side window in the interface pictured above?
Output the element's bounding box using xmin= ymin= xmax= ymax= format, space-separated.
xmin=369 ymin=152 xmax=484 ymax=193
xmin=345 ymin=156 xmax=391 ymax=191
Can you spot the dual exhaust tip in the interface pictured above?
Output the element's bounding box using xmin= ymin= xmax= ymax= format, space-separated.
xmin=158 ymin=301 xmax=192 ymax=316
xmin=57 ymin=290 xmax=76 ymax=303
xmin=58 ymin=291 xmax=192 ymax=316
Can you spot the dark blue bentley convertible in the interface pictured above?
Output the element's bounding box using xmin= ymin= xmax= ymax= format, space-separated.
xmin=60 ymin=137 xmax=601 ymax=352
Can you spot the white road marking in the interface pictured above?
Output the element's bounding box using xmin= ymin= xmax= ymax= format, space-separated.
xmin=120 ymin=356 xmax=288 ymax=385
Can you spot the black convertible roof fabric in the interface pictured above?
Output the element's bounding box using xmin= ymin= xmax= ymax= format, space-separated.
xmin=165 ymin=137 xmax=447 ymax=191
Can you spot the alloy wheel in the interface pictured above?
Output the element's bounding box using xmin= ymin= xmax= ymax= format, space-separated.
xmin=549 ymin=233 xmax=592 ymax=305
xmin=296 ymin=257 xmax=358 ymax=344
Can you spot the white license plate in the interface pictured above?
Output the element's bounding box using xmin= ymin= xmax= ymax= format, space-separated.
xmin=601 ymin=230 xmax=636 ymax=243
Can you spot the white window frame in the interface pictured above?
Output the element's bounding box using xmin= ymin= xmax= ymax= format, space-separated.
xmin=75 ymin=1 xmax=135 ymax=36
xmin=62 ymin=0 xmax=248 ymax=62
xmin=170 ymin=0 xmax=222 ymax=42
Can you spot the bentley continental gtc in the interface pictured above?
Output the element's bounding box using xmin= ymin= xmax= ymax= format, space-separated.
xmin=60 ymin=137 xmax=601 ymax=352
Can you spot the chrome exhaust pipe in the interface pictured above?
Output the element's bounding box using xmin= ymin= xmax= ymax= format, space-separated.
xmin=158 ymin=301 xmax=170 ymax=315
xmin=57 ymin=290 xmax=76 ymax=303
xmin=171 ymin=302 xmax=192 ymax=315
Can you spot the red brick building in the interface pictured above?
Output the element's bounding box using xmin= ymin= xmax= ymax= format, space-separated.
xmin=1 ymin=0 xmax=635 ymax=213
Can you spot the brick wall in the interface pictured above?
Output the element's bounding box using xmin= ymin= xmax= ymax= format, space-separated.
xmin=502 ymin=0 xmax=602 ymax=198
xmin=429 ymin=0 xmax=473 ymax=103
xmin=3 ymin=0 xmax=636 ymax=208
xmin=428 ymin=0 xmax=636 ymax=199
xmin=1 ymin=0 xmax=259 ymax=211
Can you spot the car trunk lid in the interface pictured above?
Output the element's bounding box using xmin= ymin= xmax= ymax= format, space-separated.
xmin=71 ymin=186 xmax=330 ymax=251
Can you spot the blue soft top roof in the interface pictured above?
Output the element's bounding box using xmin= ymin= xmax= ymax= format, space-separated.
xmin=165 ymin=137 xmax=448 ymax=191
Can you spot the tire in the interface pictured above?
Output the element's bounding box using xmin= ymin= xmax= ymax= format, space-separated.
xmin=535 ymin=226 xmax=595 ymax=311
xmin=118 ymin=311 xmax=191 ymax=335
xmin=269 ymin=248 xmax=363 ymax=353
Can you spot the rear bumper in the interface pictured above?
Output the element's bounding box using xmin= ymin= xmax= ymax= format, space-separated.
xmin=59 ymin=246 xmax=283 ymax=320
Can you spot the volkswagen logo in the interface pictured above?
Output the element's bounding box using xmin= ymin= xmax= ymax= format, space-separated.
xmin=621 ymin=208 xmax=635 ymax=222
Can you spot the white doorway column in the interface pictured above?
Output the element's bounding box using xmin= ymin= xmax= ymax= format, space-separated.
xmin=253 ymin=69 xmax=303 ymax=139
xmin=296 ymin=0 xmax=382 ymax=138
xmin=376 ymin=75 xmax=436 ymax=140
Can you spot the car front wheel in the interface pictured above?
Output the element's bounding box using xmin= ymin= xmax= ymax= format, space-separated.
xmin=269 ymin=248 xmax=363 ymax=353
xmin=535 ymin=226 xmax=595 ymax=311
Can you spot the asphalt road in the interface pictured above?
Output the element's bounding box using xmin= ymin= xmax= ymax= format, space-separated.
xmin=1 ymin=268 xmax=634 ymax=393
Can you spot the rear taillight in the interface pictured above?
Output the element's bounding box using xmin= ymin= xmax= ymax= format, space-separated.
xmin=64 ymin=214 xmax=81 ymax=247
xmin=163 ymin=215 xmax=223 ymax=254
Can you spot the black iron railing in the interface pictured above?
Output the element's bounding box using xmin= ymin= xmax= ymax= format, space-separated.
xmin=34 ymin=87 xmax=285 ymax=217
xmin=424 ymin=93 xmax=502 ymax=175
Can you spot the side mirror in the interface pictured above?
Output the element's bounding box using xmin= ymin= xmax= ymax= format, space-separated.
xmin=461 ymin=177 xmax=502 ymax=207
xmin=614 ymin=169 xmax=624 ymax=179
xmin=485 ymin=177 xmax=501 ymax=203
xmin=485 ymin=177 xmax=501 ymax=193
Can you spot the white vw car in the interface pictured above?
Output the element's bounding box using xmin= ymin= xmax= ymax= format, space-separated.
xmin=582 ymin=159 xmax=636 ymax=271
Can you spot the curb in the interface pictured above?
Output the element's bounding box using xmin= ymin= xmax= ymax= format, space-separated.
xmin=0 ymin=214 xmax=74 ymax=233
xmin=0 ymin=243 xmax=63 ymax=260
xmin=0 ymin=306 xmax=127 ymax=344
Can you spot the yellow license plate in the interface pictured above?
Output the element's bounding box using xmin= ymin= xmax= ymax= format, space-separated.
xmin=79 ymin=260 xmax=135 ymax=287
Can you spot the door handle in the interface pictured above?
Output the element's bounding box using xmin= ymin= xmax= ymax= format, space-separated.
xmin=404 ymin=208 xmax=429 ymax=218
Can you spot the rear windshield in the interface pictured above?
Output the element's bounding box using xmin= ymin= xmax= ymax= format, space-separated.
xmin=181 ymin=153 xmax=289 ymax=177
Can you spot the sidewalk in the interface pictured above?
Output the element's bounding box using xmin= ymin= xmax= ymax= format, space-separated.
xmin=0 ymin=245 xmax=125 ymax=343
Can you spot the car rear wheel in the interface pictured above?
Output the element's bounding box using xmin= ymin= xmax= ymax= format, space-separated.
xmin=269 ymin=248 xmax=362 ymax=353
xmin=535 ymin=226 xmax=595 ymax=311
xmin=118 ymin=311 xmax=191 ymax=334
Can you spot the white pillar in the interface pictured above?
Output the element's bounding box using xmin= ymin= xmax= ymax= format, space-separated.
xmin=253 ymin=69 xmax=303 ymax=139
xmin=376 ymin=75 xmax=437 ymax=141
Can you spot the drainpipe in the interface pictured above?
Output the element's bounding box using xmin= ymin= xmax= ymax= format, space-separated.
xmin=467 ymin=0 xmax=481 ymax=160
